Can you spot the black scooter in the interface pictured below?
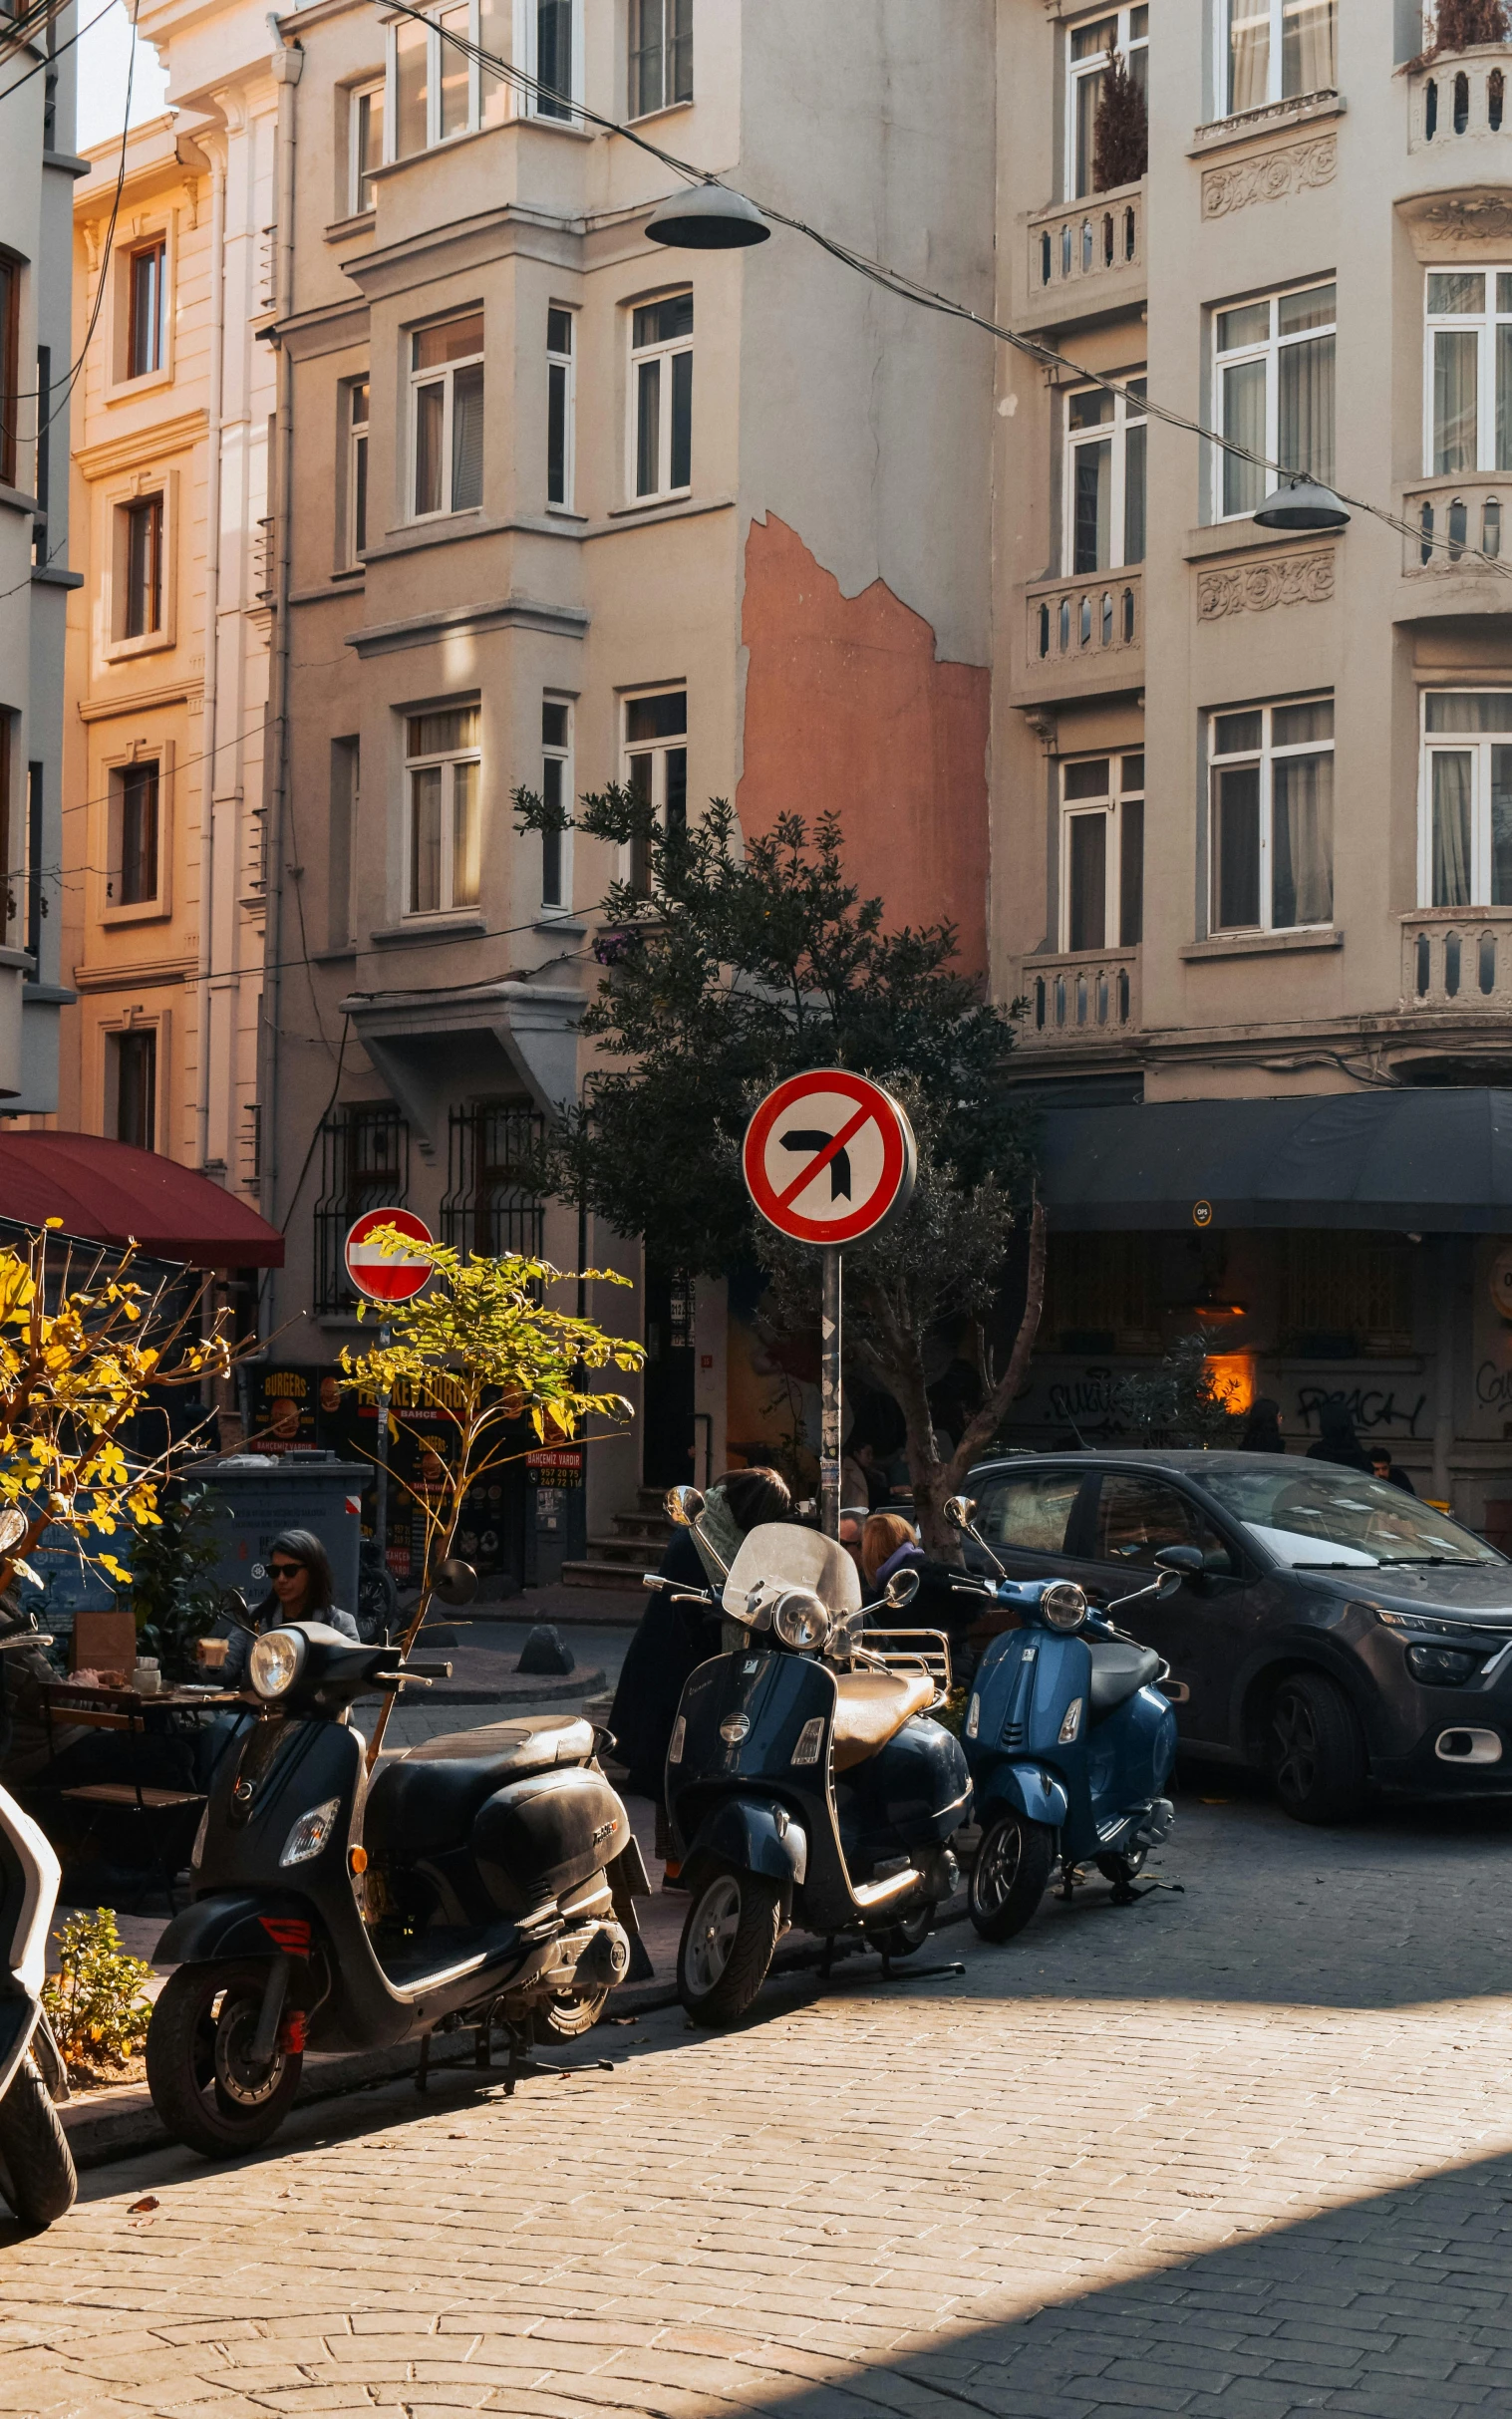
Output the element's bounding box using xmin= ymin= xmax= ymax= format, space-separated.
xmin=147 ymin=1609 xmax=651 ymax=2158
xmin=661 ymin=1491 xmax=972 ymax=2026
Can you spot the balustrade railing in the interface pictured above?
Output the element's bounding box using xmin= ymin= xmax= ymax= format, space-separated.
xmin=1026 ymin=566 xmax=1143 ymax=675
xmin=1028 ymin=181 xmax=1143 ymax=299
xmin=1402 ymin=478 xmax=1508 ymax=575
xmin=1022 ymin=949 xmax=1141 ymax=1047
xmin=1409 ymin=48 xmax=1511 ymax=150
xmin=1402 ymin=910 xmax=1512 ymax=1009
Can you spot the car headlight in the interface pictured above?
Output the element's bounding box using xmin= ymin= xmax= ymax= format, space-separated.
xmin=280 ymin=1797 xmax=342 ymax=1867
xmin=1406 ymin=1643 xmax=1481 ymax=1686
xmin=1041 ymin=1582 xmax=1088 ymax=1633
xmin=249 ymin=1627 xmax=307 ymax=1698
xmin=771 ymin=1588 xmax=832 ymax=1652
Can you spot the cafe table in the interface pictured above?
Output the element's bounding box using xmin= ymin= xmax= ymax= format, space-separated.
xmin=35 ymin=1679 xmax=247 ymax=1911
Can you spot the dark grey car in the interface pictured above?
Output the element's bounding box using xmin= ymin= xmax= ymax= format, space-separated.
xmin=959 ymin=1449 xmax=1512 ymax=1824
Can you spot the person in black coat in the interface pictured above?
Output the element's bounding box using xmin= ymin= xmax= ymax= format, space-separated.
xmin=1306 ymin=1402 xmax=1372 ymax=1474
xmin=1239 ymin=1397 xmax=1287 ymax=1453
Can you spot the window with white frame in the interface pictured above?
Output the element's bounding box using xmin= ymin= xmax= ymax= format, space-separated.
xmin=623 ymin=688 xmax=686 ymax=891
xmin=345 ymin=377 xmax=369 ymax=564
xmin=1214 ymin=280 xmax=1335 ymax=520
xmin=407 ymin=704 xmax=480 ymax=915
xmin=1424 ymin=271 xmax=1512 ymax=477
xmin=531 ymin=0 xmax=577 ymax=118
xmin=385 ymin=0 xmax=556 ymax=159
xmin=631 ymin=0 xmax=692 ymax=117
xmin=410 ymin=313 xmax=483 ymax=519
xmin=1210 ymin=697 xmax=1334 ymax=935
xmin=540 ymin=697 xmax=572 ymax=908
xmin=350 ymin=80 xmax=384 ymax=211
xmin=1224 ymin=0 xmax=1337 ymax=117
xmin=630 ymin=293 xmax=692 ymax=501
xmin=1061 ymin=755 xmax=1144 ymax=952
xmin=116 ymin=491 xmax=164 ymax=642
xmin=107 ymin=758 xmax=161 ymax=911
xmin=1066 ymin=8 xmax=1147 ymax=201
xmin=546 ymin=307 xmax=574 ymax=507
xmin=125 ymin=236 xmax=166 ymax=379
xmin=1420 ymin=693 xmax=1512 ymax=908
xmin=1064 ymin=376 xmax=1145 ymax=574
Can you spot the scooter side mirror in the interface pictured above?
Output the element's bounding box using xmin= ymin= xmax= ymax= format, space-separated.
xmin=884 ymin=1567 xmax=921 ymax=1610
xmin=431 ymin=1559 xmax=478 ymax=1608
xmin=943 ymin=1496 xmax=977 ymax=1530
xmin=218 ymin=1587 xmax=256 ymax=1635
xmin=665 ymin=1486 xmax=706 ymax=1528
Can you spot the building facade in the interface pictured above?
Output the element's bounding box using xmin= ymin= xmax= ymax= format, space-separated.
xmin=994 ymin=0 xmax=1512 ymax=1525
xmin=0 ymin=0 xmax=81 ymax=1112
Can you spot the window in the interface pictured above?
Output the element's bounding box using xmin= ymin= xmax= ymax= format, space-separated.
xmin=630 ymin=292 xmax=692 ymax=500
xmin=113 ymin=1030 xmax=157 ymax=1152
xmin=126 ymin=237 xmax=166 ymax=378
xmin=111 ymin=760 xmax=159 ymax=908
xmin=443 ymin=1103 xmax=546 ymax=1256
xmin=972 ymin=1469 xmax=1083 ymax=1556
xmin=384 ymin=0 xmax=568 ymax=156
xmin=1064 ymin=377 xmax=1146 ymax=573
xmin=546 ymin=307 xmax=574 ymax=507
xmin=1424 ymin=271 xmax=1512 ymax=477
xmin=121 ymin=493 xmax=163 ymax=640
xmin=630 ymin=0 xmax=692 ymax=117
xmin=329 ymin=737 xmax=359 ymax=948
xmin=1060 ymin=753 xmax=1144 ymax=952
xmin=540 ymin=697 xmax=571 ymax=908
xmin=351 ymin=80 xmax=384 ymax=211
xmin=1091 ymin=1474 xmax=1235 ymax=1573
xmin=623 ymin=689 xmax=686 ymax=891
xmin=1210 ymin=697 xmax=1334 ymax=934
xmin=1281 ymin=1232 xmax=1412 ymax=1357
xmin=1225 ymin=0 xmax=1336 ymax=116
xmin=346 ymin=377 xmax=369 ymax=562
xmin=532 ymin=0 xmax=576 ymax=118
xmin=0 ymin=255 xmax=18 ymax=489
xmin=1214 ymin=280 xmax=1335 ymax=520
xmin=24 ymin=760 xmax=41 ymax=972
xmin=314 ymin=1104 xmax=410 ymax=1313
xmin=1042 ymin=1232 xmax=1160 ymax=1353
xmin=406 ymin=704 xmax=480 ymax=914
xmin=410 ymin=313 xmax=483 ymax=518
xmin=1420 ymin=692 xmax=1512 ymax=907
xmin=1066 ymin=8 xmax=1147 ymax=200
xmin=31 ymin=346 xmax=49 ymax=566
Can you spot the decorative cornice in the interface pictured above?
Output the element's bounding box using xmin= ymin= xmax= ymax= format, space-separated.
xmin=1202 ymin=134 xmax=1337 ymax=217
xmin=74 ymin=411 xmax=208 ymax=481
xmin=1197 ymin=549 xmax=1336 ymax=619
xmin=345 ymin=595 xmax=589 ymax=657
xmin=78 ymin=682 xmax=201 ymax=723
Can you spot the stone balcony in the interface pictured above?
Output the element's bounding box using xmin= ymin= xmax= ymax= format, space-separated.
xmin=1014 ymin=565 xmax=1144 ymax=707
xmin=1401 ymin=909 xmax=1512 ymax=1014
xmin=1019 ymin=948 xmax=1141 ymax=1051
xmin=1023 ymin=180 xmax=1144 ymax=329
xmin=1408 ymin=45 xmax=1511 ymax=152
xmin=1396 ymin=476 xmax=1512 ymax=617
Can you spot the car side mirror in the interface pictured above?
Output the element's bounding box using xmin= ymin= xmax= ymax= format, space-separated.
xmin=884 ymin=1567 xmax=921 ymax=1610
xmin=943 ymin=1496 xmax=977 ymax=1530
xmin=1153 ymin=1545 xmax=1204 ymax=1575
xmin=665 ymin=1485 xmax=706 ymax=1528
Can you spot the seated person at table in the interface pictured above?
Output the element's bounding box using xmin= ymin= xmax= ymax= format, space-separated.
xmin=220 ymin=1529 xmax=360 ymax=1688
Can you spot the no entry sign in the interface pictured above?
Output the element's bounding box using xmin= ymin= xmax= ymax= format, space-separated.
xmin=742 ymin=1071 xmax=916 ymax=1246
xmin=344 ymin=1208 xmax=435 ymax=1305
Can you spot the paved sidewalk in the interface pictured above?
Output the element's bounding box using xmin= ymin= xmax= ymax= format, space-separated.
xmin=6 ymin=1783 xmax=1512 ymax=2416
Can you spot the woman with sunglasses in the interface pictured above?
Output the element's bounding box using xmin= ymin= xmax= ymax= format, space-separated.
xmin=220 ymin=1529 xmax=360 ymax=1689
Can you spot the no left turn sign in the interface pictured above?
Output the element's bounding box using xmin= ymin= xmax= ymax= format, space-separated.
xmin=742 ymin=1070 xmax=916 ymax=1247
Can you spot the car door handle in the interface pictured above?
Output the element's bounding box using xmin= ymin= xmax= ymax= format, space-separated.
xmin=1159 ymin=1678 xmax=1191 ymax=1704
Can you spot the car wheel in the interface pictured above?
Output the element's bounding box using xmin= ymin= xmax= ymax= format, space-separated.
xmin=1269 ymin=1671 xmax=1368 ymax=1825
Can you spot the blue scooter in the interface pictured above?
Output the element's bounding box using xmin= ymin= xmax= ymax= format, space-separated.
xmin=942 ymin=1495 xmax=1186 ymax=1943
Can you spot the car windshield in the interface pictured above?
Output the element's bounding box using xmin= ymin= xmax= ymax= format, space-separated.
xmin=1198 ymin=1463 xmax=1500 ymax=1570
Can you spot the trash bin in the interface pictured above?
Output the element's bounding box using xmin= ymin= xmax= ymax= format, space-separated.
xmin=197 ymin=1448 xmax=366 ymax=1616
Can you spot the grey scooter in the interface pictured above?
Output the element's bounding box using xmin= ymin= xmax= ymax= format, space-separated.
xmin=0 ymin=1634 xmax=76 ymax=2228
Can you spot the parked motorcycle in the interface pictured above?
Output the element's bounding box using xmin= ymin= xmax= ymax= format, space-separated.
xmin=146 ymin=1608 xmax=651 ymax=2158
xmin=661 ymin=1488 xmax=971 ymax=2026
xmin=942 ymin=1495 xmax=1182 ymax=1943
xmin=0 ymin=1630 xmax=76 ymax=2228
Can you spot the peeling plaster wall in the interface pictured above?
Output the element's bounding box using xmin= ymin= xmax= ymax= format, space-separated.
xmin=738 ymin=514 xmax=991 ymax=976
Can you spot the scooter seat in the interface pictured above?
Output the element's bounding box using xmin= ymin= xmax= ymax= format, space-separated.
xmin=1086 ymin=1640 xmax=1162 ymax=1722
xmin=365 ymin=1716 xmax=595 ymax=1860
xmin=830 ymin=1669 xmax=936 ymax=1771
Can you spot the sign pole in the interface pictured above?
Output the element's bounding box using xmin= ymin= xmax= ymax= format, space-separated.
xmin=373 ymin=1323 xmax=392 ymax=1577
xmin=820 ymin=1248 xmax=842 ymax=1542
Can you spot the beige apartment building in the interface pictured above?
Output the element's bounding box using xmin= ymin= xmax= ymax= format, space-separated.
xmin=59 ymin=104 xmax=272 ymax=1204
xmin=994 ymin=0 xmax=1512 ymax=1522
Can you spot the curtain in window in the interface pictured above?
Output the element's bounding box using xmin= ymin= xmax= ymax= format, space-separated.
xmin=1279 ymin=331 xmax=1335 ymax=485
xmin=1272 ymin=751 xmax=1334 ymax=928
xmin=479 ymin=0 xmax=511 ymax=124
xmin=1074 ymin=67 xmax=1104 ymax=199
xmin=1493 ymin=749 xmax=1512 ymax=906
xmin=411 ymin=767 xmax=443 ymax=912
xmin=452 ymin=364 xmax=484 ymax=509
xmin=1433 ymin=330 xmax=1479 ymax=476
xmin=1072 ymin=439 xmax=1112 ymax=573
xmin=1282 ymin=0 xmax=1336 ymax=97
xmin=1431 ymin=752 xmax=1473 ymax=908
xmin=1067 ymin=813 xmax=1108 ymax=952
xmin=1213 ymin=764 xmax=1262 ymax=928
xmin=414 ymin=382 xmax=444 ymax=514
xmin=452 ymin=760 xmax=480 ymax=905
xmin=396 ymin=17 xmax=428 ymax=154
xmin=1222 ymin=358 xmax=1267 ymax=515
xmin=1228 ymin=2 xmax=1269 ymax=111
xmin=1123 ymin=422 xmax=1146 ymax=564
xmin=536 ymin=0 xmax=572 ymax=116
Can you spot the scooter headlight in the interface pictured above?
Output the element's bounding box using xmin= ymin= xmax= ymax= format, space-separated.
xmin=249 ymin=1627 xmax=307 ymax=1698
xmin=1041 ymin=1583 xmax=1088 ymax=1634
xmin=770 ymin=1587 xmax=832 ymax=1652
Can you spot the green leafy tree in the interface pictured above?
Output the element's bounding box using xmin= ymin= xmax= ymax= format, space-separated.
xmin=42 ymin=1907 xmax=154 ymax=2075
xmin=511 ymin=786 xmax=1046 ymax=1558
xmin=1117 ymin=1332 xmax=1245 ymax=1449
xmin=130 ymin=1482 xmax=223 ymax=1683
xmin=1093 ymin=48 xmax=1148 ymax=190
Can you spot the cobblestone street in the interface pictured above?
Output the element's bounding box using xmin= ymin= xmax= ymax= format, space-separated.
xmin=5 ymin=1785 xmax=1512 ymax=2419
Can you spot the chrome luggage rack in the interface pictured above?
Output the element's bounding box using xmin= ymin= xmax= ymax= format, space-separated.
xmin=850 ymin=1627 xmax=953 ymax=1698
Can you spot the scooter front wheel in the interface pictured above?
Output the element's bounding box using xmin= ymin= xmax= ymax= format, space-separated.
xmin=677 ymin=1869 xmax=781 ymax=2027
xmin=0 ymin=2053 xmax=77 ymax=2228
xmin=969 ymin=1812 xmax=1055 ymax=1943
xmin=147 ymin=1962 xmax=304 ymax=2160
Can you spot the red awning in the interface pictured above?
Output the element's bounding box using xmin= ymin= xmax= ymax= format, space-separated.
xmin=0 ymin=1134 xmax=284 ymax=1267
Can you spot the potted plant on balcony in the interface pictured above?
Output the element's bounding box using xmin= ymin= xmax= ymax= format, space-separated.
xmin=1417 ymin=0 xmax=1510 ymax=57
xmin=1093 ymin=49 xmax=1148 ymax=191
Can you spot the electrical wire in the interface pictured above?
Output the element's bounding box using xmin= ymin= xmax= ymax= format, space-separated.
xmin=372 ymin=0 xmax=1511 ymax=582
xmin=0 ymin=0 xmax=113 ymax=97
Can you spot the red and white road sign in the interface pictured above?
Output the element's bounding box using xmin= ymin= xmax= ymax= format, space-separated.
xmin=742 ymin=1071 xmax=916 ymax=1247
xmin=344 ymin=1208 xmax=435 ymax=1304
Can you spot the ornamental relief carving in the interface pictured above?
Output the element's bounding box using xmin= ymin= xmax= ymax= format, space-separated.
xmin=1201 ymin=135 xmax=1337 ymax=217
xmin=1418 ymin=195 xmax=1512 ymax=247
xmin=1197 ymin=551 xmax=1336 ymax=620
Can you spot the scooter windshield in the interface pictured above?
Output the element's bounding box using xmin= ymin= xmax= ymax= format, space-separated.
xmin=722 ymin=1524 xmax=861 ymax=1626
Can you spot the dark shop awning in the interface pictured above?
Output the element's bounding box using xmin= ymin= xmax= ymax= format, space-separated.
xmin=1039 ymin=1088 xmax=1512 ymax=1233
xmin=0 ymin=1133 xmax=284 ymax=1266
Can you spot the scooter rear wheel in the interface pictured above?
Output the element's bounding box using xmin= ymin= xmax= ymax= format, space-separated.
xmin=533 ymin=1985 xmax=611 ymax=2040
xmin=677 ymin=1869 xmax=781 ymax=2026
xmin=147 ymin=1962 xmax=304 ymax=2160
xmin=868 ymin=1900 xmax=936 ymax=1959
xmin=969 ymin=1812 xmax=1055 ymax=1943
xmin=0 ymin=2052 xmax=77 ymax=2228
